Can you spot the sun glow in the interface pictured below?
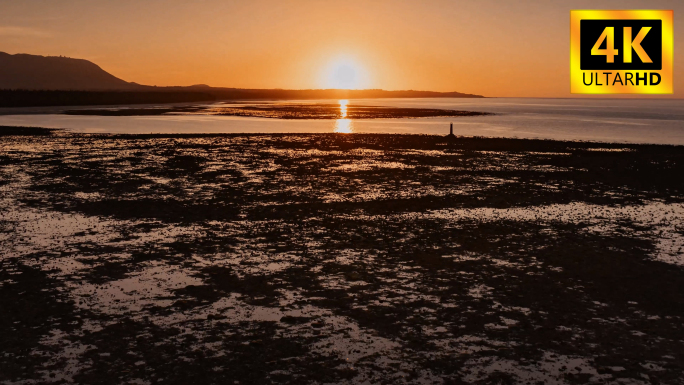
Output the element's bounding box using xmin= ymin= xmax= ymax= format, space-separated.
xmin=321 ymin=56 xmax=370 ymax=89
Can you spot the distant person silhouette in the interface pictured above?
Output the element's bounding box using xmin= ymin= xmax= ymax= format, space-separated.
xmin=446 ymin=122 xmax=456 ymax=139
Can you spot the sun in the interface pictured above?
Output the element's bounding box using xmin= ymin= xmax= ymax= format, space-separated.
xmin=321 ymin=56 xmax=369 ymax=89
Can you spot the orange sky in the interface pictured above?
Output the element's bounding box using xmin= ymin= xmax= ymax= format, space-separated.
xmin=1 ymin=0 xmax=682 ymax=97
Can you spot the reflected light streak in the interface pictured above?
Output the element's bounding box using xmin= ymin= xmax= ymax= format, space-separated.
xmin=339 ymin=99 xmax=349 ymax=118
xmin=334 ymin=100 xmax=353 ymax=132
xmin=334 ymin=119 xmax=354 ymax=133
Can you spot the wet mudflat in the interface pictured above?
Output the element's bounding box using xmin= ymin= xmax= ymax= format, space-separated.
xmin=1 ymin=129 xmax=684 ymax=384
xmin=62 ymin=102 xmax=489 ymax=119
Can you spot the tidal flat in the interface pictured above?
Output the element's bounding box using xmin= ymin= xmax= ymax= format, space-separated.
xmin=62 ymin=102 xmax=489 ymax=119
xmin=1 ymin=129 xmax=684 ymax=384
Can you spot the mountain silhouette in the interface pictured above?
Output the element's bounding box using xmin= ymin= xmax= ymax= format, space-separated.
xmin=0 ymin=52 xmax=140 ymax=90
xmin=0 ymin=52 xmax=484 ymax=106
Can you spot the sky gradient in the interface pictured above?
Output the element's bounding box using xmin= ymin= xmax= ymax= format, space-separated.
xmin=1 ymin=0 xmax=682 ymax=97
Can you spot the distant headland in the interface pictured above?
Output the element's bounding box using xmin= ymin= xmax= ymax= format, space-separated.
xmin=0 ymin=52 xmax=484 ymax=107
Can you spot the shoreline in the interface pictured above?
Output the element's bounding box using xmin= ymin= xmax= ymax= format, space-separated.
xmin=2 ymin=126 xmax=684 ymax=148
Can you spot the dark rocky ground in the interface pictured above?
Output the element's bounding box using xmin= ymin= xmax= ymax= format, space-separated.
xmin=1 ymin=128 xmax=683 ymax=384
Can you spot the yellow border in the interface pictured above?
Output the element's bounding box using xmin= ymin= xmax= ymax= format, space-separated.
xmin=570 ymin=10 xmax=673 ymax=94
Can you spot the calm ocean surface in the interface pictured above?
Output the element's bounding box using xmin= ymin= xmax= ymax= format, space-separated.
xmin=1 ymin=98 xmax=683 ymax=145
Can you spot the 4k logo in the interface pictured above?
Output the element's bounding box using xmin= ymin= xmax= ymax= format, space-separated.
xmin=571 ymin=10 xmax=673 ymax=94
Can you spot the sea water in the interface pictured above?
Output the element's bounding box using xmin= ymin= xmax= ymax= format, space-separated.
xmin=1 ymin=97 xmax=683 ymax=144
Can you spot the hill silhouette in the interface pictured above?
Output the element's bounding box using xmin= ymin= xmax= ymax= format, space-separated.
xmin=0 ymin=52 xmax=139 ymax=90
xmin=0 ymin=52 xmax=484 ymax=106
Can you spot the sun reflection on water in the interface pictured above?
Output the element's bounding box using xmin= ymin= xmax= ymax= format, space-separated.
xmin=334 ymin=119 xmax=353 ymax=133
xmin=334 ymin=100 xmax=353 ymax=133
xmin=339 ymin=99 xmax=349 ymax=118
